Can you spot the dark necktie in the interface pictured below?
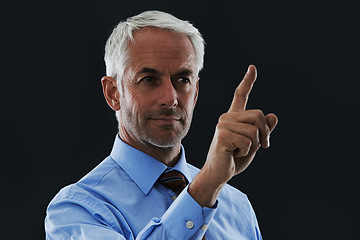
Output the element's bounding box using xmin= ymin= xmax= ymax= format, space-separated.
xmin=158 ymin=170 xmax=188 ymax=196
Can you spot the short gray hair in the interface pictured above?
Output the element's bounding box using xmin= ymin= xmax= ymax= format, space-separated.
xmin=104 ymin=10 xmax=205 ymax=88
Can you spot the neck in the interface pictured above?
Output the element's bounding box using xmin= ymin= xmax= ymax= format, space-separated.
xmin=118 ymin=132 xmax=182 ymax=167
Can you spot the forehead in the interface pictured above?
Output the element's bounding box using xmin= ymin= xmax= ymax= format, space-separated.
xmin=127 ymin=27 xmax=196 ymax=73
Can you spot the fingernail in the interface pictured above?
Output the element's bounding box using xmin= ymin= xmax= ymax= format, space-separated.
xmin=247 ymin=65 xmax=251 ymax=74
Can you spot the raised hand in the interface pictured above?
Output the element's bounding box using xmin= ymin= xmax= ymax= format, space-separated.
xmin=189 ymin=65 xmax=278 ymax=207
xmin=217 ymin=65 xmax=278 ymax=175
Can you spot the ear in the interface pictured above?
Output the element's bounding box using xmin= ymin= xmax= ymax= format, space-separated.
xmin=193 ymin=77 xmax=200 ymax=106
xmin=101 ymin=76 xmax=120 ymax=111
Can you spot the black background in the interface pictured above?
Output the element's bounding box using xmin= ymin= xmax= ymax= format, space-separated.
xmin=3 ymin=1 xmax=359 ymax=239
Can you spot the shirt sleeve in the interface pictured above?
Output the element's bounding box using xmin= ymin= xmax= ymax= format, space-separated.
xmin=45 ymin=185 xmax=217 ymax=240
xmin=137 ymin=185 xmax=218 ymax=240
xmin=45 ymin=186 xmax=129 ymax=240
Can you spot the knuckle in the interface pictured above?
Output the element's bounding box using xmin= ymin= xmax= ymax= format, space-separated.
xmin=219 ymin=112 xmax=239 ymax=122
xmin=234 ymin=86 xmax=241 ymax=95
xmin=250 ymin=125 xmax=260 ymax=139
xmin=216 ymin=121 xmax=227 ymax=130
xmin=265 ymin=124 xmax=271 ymax=135
xmin=253 ymin=109 xmax=264 ymax=118
xmin=241 ymin=137 xmax=252 ymax=147
xmin=236 ymin=150 xmax=247 ymax=157
xmin=215 ymin=124 xmax=229 ymax=139
xmin=218 ymin=113 xmax=228 ymax=122
xmin=234 ymin=86 xmax=245 ymax=98
xmin=237 ymin=138 xmax=252 ymax=157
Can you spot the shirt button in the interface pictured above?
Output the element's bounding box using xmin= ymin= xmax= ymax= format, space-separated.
xmin=186 ymin=220 xmax=194 ymax=229
xmin=171 ymin=195 xmax=177 ymax=201
xmin=201 ymin=224 xmax=208 ymax=231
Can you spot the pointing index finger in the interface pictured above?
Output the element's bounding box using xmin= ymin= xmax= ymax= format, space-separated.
xmin=228 ymin=65 xmax=257 ymax=112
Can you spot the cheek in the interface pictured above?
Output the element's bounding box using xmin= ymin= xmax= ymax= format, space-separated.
xmin=121 ymin=91 xmax=148 ymax=121
xmin=179 ymin=96 xmax=196 ymax=122
xmin=185 ymin=88 xmax=198 ymax=108
xmin=120 ymin=92 xmax=135 ymax=118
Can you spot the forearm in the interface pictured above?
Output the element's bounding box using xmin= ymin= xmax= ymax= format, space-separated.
xmin=188 ymin=168 xmax=224 ymax=208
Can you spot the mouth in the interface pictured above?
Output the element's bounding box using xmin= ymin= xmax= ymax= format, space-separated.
xmin=151 ymin=116 xmax=181 ymax=124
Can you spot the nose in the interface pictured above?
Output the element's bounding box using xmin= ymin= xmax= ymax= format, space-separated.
xmin=157 ymin=79 xmax=178 ymax=108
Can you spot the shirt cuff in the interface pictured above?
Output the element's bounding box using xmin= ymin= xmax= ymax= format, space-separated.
xmin=160 ymin=185 xmax=218 ymax=239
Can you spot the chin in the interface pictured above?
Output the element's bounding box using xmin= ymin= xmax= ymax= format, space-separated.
xmin=141 ymin=122 xmax=191 ymax=148
xmin=144 ymin=130 xmax=184 ymax=148
xmin=146 ymin=136 xmax=181 ymax=148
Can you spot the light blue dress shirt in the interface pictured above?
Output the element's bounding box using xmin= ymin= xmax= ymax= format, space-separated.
xmin=45 ymin=135 xmax=262 ymax=239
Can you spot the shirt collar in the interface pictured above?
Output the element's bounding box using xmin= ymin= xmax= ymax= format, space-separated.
xmin=110 ymin=135 xmax=192 ymax=195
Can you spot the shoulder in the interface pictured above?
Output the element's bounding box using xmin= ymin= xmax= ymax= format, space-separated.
xmin=46 ymin=156 xmax=125 ymax=229
xmin=78 ymin=156 xmax=120 ymax=186
xmin=48 ymin=156 xmax=122 ymax=206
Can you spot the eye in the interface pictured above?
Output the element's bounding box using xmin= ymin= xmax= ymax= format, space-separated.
xmin=177 ymin=77 xmax=190 ymax=84
xmin=140 ymin=76 xmax=156 ymax=82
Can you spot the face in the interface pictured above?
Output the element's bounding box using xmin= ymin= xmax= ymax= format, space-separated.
xmin=118 ymin=28 xmax=199 ymax=148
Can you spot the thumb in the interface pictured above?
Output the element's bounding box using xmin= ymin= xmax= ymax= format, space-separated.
xmin=265 ymin=113 xmax=278 ymax=132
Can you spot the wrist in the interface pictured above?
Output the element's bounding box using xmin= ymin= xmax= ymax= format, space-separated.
xmin=188 ymin=168 xmax=224 ymax=208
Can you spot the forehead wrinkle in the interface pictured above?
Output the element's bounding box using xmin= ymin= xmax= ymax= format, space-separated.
xmin=133 ymin=47 xmax=194 ymax=61
xmin=129 ymin=51 xmax=196 ymax=76
xmin=126 ymin=28 xmax=197 ymax=78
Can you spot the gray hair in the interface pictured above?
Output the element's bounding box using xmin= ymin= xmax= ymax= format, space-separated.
xmin=104 ymin=10 xmax=205 ymax=88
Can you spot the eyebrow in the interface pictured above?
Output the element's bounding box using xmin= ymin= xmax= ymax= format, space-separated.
xmin=137 ymin=67 xmax=194 ymax=77
xmin=174 ymin=68 xmax=194 ymax=77
xmin=137 ymin=67 xmax=159 ymax=75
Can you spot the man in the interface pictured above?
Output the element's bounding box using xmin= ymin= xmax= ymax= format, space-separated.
xmin=45 ymin=10 xmax=278 ymax=239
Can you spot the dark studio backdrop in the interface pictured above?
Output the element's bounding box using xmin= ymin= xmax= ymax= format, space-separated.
xmin=3 ymin=1 xmax=359 ymax=239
